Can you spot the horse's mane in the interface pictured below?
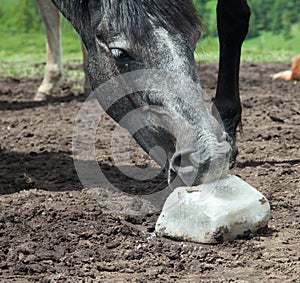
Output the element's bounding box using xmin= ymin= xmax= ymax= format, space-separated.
xmin=98 ymin=0 xmax=201 ymax=45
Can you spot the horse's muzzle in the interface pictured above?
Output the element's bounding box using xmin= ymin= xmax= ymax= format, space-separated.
xmin=168 ymin=139 xmax=232 ymax=188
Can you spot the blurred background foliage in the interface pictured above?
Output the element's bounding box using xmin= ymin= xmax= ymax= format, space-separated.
xmin=1 ymin=0 xmax=298 ymax=38
xmin=192 ymin=0 xmax=300 ymax=39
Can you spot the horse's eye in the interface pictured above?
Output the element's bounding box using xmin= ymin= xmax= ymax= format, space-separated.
xmin=110 ymin=48 xmax=132 ymax=62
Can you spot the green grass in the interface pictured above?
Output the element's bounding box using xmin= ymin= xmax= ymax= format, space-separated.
xmin=196 ymin=24 xmax=300 ymax=63
xmin=241 ymin=26 xmax=300 ymax=62
xmin=0 ymin=28 xmax=83 ymax=78
xmin=0 ymin=0 xmax=18 ymax=11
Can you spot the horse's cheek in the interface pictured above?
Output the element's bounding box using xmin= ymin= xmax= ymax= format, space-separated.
xmin=86 ymin=50 xmax=112 ymax=88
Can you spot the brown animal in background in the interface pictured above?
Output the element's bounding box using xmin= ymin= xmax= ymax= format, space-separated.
xmin=271 ymin=55 xmax=300 ymax=81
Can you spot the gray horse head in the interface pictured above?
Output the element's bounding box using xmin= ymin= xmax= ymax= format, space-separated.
xmin=52 ymin=0 xmax=232 ymax=187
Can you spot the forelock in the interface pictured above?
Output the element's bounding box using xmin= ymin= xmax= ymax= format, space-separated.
xmin=97 ymin=0 xmax=201 ymax=45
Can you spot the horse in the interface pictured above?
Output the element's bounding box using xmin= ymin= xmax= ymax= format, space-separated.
xmin=51 ymin=0 xmax=251 ymax=187
xmin=271 ymin=54 xmax=300 ymax=81
xmin=35 ymin=0 xmax=89 ymax=101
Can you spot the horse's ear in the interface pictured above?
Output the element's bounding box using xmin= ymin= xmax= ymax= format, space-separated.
xmin=51 ymin=0 xmax=91 ymax=44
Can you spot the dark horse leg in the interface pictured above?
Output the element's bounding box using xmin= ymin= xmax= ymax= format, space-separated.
xmin=213 ymin=0 xmax=251 ymax=162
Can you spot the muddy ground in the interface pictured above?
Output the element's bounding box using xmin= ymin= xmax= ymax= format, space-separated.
xmin=0 ymin=62 xmax=299 ymax=282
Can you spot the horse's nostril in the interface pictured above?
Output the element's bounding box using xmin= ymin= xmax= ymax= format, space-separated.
xmin=171 ymin=149 xmax=196 ymax=171
xmin=169 ymin=149 xmax=199 ymax=187
xmin=172 ymin=152 xmax=181 ymax=168
xmin=169 ymin=141 xmax=232 ymax=187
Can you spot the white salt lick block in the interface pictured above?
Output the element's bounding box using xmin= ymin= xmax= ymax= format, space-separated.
xmin=155 ymin=175 xmax=270 ymax=244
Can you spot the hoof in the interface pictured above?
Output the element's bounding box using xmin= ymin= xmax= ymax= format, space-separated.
xmin=222 ymin=117 xmax=241 ymax=167
xmin=229 ymin=140 xmax=239 ymax=168
xmin=211 ymin=104 xmax=241 ymax=166
xmin=34 ymin=92 xmax=50 ymax=101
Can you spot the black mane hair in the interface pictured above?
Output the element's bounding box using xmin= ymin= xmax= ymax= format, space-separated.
xmin=97 ymin=0 xmax=202 ymax=45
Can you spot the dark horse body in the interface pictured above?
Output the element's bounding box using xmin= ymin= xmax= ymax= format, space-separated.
xmin=51 ymin=0 xmax=250 ymax=188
